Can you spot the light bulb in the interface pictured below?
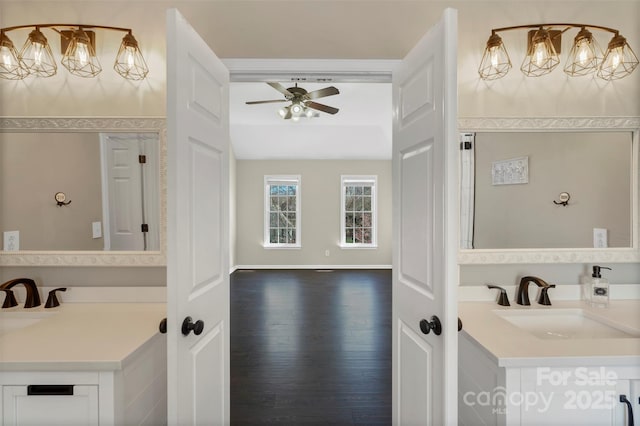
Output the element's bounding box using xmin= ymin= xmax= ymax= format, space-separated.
xmin=306 ymin=108 xmax=314 ymax=118
xmin=291 ymin=103 xmax=303 ymax=115
xmin=76 ymin=42 xmax=89 ymax=66
xmin=576 ymin=40 xmax=592 ymax=66
xmin=33 ymin=42 xmax=48 ymax=66
xmin=533 ymin=42 xmax=548 ymax=67
xmin=1 ymin=46 xmax=14 ymax=67
xmin=278 ymin=108 xmax=287 ymax=118
xmin=490 ymin=47 xmax=499 ymax=68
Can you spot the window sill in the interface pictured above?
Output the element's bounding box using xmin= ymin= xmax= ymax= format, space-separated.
xmin=339 ymin=244 xmax=378 ymax=250
xmin=263 ymin=244 xmax=302 ymax=250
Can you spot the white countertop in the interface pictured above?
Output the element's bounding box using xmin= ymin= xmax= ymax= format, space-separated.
xmin=459 ymin=300 xmax=640 ymax=367
xmin=0 ymin=303 xmax=166 ymax=372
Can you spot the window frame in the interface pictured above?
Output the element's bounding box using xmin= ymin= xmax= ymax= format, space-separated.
xmin=263 ymin=175 xmax=302 ymax=249
xmin=340 ymin=175 xmax=378 ymax=249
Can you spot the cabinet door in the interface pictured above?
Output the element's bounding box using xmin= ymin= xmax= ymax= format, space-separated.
xmin=3 ymin=385 xmax=98 ymax=425
xmin=519 ymin=367 xmax=624 ymax=426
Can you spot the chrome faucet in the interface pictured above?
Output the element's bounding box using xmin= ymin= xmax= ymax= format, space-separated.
xmin=0 ymin=278 xmax=41 ymax=308
xmin=516 ymin=276 xmax=556 ymax=306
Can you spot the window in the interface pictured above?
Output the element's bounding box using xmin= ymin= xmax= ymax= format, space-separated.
xmin=341 ymin=175 xmax=377 ymax=247
xmin=264 ymin=175 xmax=301 ymax=248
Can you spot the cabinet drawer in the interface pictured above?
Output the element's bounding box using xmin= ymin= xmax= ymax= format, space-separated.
xmin=3 ymin=385 xmax=98 ymax=426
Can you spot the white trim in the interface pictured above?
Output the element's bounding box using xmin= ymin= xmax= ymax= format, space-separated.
xmin=234 ymin=264 xmax=392 ymax=270
xmin=339 ymin=244 xmax=379 ymax=249
xmin=458 ymin=116 xmax=640 ymax=265
xmin=0 ymin=117 xmax=167 ymax=267
xmin=263 ymin=174 xmax=302 ymax=248
xmin=223 ymin=58 xmax=398 ymax=83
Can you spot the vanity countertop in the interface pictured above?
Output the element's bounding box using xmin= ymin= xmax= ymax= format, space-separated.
xmin=0 ymin=303 xmax=165 ymax=372
xmin=459 ymin=300 xmax=640 ymax=368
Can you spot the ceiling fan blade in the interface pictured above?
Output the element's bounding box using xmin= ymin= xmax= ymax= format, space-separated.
xmin=305 ymin=101 xmax=339 ymax=115
xmin=245 ymin=99 xmax=288 ymax=105
xmin=267 ymin=82 xmax=293 ymax=97
xmin=305 ymin=86 xmax=339 ymax=100
xmin=283 ymin=107 xmax=293 ymax=120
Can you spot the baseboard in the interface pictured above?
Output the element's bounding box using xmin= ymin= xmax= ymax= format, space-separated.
xmin=234 ymin=264 xmax=392 ymax=270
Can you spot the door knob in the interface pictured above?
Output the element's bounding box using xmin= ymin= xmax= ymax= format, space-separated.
xmin=419 ymin=315 xmax=442 ymax=336
xmin=458 ymin=317 xmax=463 ymax=332
xmin=181 ymin=316 xmax=204 ymax=336
xmin=159 ymin=318 xmax=167 ymax=334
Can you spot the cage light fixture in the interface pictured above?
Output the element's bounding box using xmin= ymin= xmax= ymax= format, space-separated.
xmin=0 ymin=23 xmax=149 ymax=81
xmin=479 ymin=23 xmax=638 ymax=81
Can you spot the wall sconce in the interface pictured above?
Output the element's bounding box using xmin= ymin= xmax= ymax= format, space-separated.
xmin=479 ymin=23 xmax=638 ymax=81
xmin=0 ymin=24 xmax=149 ymax=81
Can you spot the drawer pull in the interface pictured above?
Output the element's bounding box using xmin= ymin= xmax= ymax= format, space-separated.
xmin=27 ymin=385 xmax=74 ymax=396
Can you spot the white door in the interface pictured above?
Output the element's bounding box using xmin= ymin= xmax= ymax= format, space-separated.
xmin=392 ymin=8 xmax=458 ymax=425
xmin=166 ymin=8 xmax=230 ymax=425
xmin=100 ymin=133 xmax=159 ymax=251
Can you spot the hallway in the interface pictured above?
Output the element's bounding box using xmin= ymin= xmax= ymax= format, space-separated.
xmin=230 ymin=269 xmax=392 ymax=425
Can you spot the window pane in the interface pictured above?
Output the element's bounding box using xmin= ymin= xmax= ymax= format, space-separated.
xmin=270 ymin=196 xmax=278 ymax=210
xmin=277 ymin=213 xmax=286 ymax=227
xmin=270 ymin=213 xmax=278 ymax=227
xmin=345 ymin=186 xmax=354 ymax=196
xmin=354 ymin=196 xmax=363 ymax=211
xmin=288 ymin=185 xmax=296 ymax=195
xmin=279 ymin=197 xmax=287 ymax=211
xmin=270 ymin=229 xmax=278 ymax=244
xmin=363 ymin=196 xmax=371 ymax=211
xmin=287 ymin=213 xmax=296 ymax=226
xmin=354 ymin=228 xmax=362 ymax=243
xmin=363 ymin=186 xmax=372 ymax=195
xmin=288 ymin=229 xmax=296 ymax=244
xmin=354 ymin=213 xmax=363 ymax=227
xmin=345 ymin=213 xmax=354 ymax=227
xmin=346 ymin=228 xmax=354 ymax=243
xmin=362 ymin=228 xmax=372 ymax=244
xmin=279 ymin=229 xmax=287 ymax=243
xmin=355 ymin=186 xmax=363 ymax=195
xmin=287 ymin=196 xmax=296 ymax=211
xmin=345 ymin=195 xmax=355 ymax=211
xmin=363 ymin=212 xmax=372 ymax=227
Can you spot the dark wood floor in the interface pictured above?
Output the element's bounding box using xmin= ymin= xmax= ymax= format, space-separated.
xmin=230 ymin=269 xmax=392 ymax=425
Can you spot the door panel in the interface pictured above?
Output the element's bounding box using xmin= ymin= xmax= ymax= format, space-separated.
xmin=166 ymin=8 xmax=230 ymax=425
xmin=392 ymin=8 xmax=458 ymax=425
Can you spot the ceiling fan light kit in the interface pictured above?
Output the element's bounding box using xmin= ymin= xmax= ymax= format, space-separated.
xmin=246 ymin=82 xmax=340 ymax=120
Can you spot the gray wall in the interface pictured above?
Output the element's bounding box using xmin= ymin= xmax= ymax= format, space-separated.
xmin=473 ymin=131 xmax=632 ymax=249
xmin=1 ymin=133 xmax=104 ymax=250
xmin=236 ymin=160 xmax=392 ymax=267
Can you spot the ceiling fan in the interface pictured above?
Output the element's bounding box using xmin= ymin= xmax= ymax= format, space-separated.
xmin=245 ymin=82 xmax=340 ymax=120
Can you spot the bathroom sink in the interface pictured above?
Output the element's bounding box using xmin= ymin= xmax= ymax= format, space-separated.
xmin=493 ymin=309 xmax=638 ymax=340
xmin=0 ymin=311 xmax=57 ymax=336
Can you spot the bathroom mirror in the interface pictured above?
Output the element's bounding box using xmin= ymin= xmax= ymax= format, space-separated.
xmin=458 ymin=116 xmax=640 ymax=264
xmin=0 ymin=117 xmax=166 ymax=267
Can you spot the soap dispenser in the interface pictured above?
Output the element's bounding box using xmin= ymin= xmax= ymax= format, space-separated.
xmin=590 ymin=265 xmax=612 ymax=308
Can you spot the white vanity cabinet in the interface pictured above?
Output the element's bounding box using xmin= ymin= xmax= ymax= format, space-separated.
xmin=459 ymin=333 xmax=640 ymax=426
xmin=0 ymin=303 xmax=167 ymax=426
xmin=2 ymin=378 xmax=99 ymax=425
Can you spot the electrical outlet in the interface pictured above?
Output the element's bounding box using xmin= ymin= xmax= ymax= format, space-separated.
xmin=325 ymin=250 xmax=330 ymax=257
xmin=593 ymin=228 xmax=608 ymax=248
xmin=92 ymin=221 xmax=102 ymax=239
xmin=3 ymin=230 xmax=19 ymax=251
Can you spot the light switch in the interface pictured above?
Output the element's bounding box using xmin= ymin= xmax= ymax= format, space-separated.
xmin=92 ymin=221 xmax=102 ymax=239
xmin=3 ymin=230 xmax=19 ymax=251
xmin=593 ymin=228 xmax=608 ymax=248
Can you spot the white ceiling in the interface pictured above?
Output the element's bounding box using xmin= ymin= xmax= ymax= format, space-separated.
xmin=230 ymin=81 xmax=392 ymax=160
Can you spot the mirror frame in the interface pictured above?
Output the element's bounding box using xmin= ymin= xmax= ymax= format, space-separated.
xmin=457 ymin=116 xmax=640 ymax=264
xmin=0 ymin=117 xmax=166 ymax=267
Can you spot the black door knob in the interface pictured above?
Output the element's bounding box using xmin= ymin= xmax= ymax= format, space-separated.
xmin=419 ymin=315 xmax=442 ymax=336
xmin=159 ymin=318 xmax=167 ymax=334
xmin=182 ymin=316 xmax=204 ymax=336
xmin=458 ymin=317 xmax=463 ymax=332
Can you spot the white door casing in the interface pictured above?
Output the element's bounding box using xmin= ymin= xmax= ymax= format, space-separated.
xmin=392 ymin=8 xmax=458 ymax=426
xmin=166 ymin=8 xmax=230 ymax=425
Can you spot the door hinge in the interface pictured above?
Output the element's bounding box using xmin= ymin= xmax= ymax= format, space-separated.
xmin=138 ymin=155 xmax=147 ymax=164
xmin=141 ymin=224 xmax=149 ymax=233
xmin=460 ymin=141 xmax=472 ymax=150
